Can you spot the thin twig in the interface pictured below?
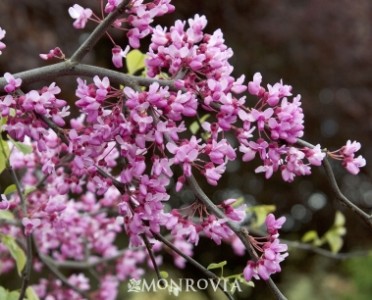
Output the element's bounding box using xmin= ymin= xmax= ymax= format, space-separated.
xmin=296 ymin=138 xmax=372 ymax=229
xmin=37 ymin=251 xmax=89 ymax=298
xmin=142 ymin=233 xmax=164 ymax=283
xmin=69 ymin=0 xmax=130 ymax=63
xmin=53 ymin=249 xmax=127 ymax=269
xmin=282 ymin=239 xmax=369 ymax=260
xmin=36 ymin=113 xmax=69 ymax=145
xmin=5 ymin=152 xmax=33 ymax=300
xmin=152 ymin=232 xmax=235 ymax=300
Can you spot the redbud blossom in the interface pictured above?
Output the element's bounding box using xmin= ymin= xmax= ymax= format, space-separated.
xmin=3 ymin=72 xmax=22 ymax=93
xmin=0 ymin=194 xmax=9 ymax=210
xmin=243 ymin=214 xmax=288 ymax=282
xmin=68 ymin=4 xmax=92 ymax=29
xmin=112 ymin=45 xmax=130 ymax=68
xmin=39 ymin=47 xmax=65 ymax=60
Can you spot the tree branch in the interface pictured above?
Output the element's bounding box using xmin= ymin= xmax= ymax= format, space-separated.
xmin=36 ymin=250 xmax=89 ymax=298
xmin=0 ymin=62 xmax=175 ymax=90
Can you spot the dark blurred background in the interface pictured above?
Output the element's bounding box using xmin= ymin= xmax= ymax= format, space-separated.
xmin=1 ymin=1 xmax=372 ymax=299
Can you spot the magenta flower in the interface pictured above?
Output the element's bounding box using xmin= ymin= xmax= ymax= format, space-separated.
xmin=265 ymin=213 xmax=286 ymax=236
xmin=0 ymin=95 xmax=15 ymax=117
xmin=343 ymin=155 xmax=366 ymax=175
xmin=3 ymin=72 xmax=22 ymax=93
xmin=166 ymin=137 xmax=202 ymax=177
xmin=68 ymin=4 xmax=92 ymax=29
xmin=341 ymin=140 xmax=361 ymax=156
xmin=105 ymin=0 xmax=123 ymax=13
xmin=22 ymin=217 xmax=41 ymax=235
xmin=39 ymin=47 xmax=65 ymax=60
xmin=304 ymin=144 xmax=326 ymax=166
xmin=112 ymin=45 xmax=130 ymax=68
xmin=248 ymin=72 xmax=264 ymax=96
xmin=204 ymin=162 xmax=226 ymax=186
xmin=0 ymin=194 xmax=10 ymax=210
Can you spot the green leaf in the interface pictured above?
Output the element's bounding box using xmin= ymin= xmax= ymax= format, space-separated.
xmin=0 ymin=210 xmax=14 ymax=221
xmin=0 ymin=116 xmax=8 ymax=126
xmin=334 ymin=211 xmax=346 ymax=227
xmin=325 ymin=232 xmax=343 ymax=253
xmin=301 ymin=230 xmax=320 ymax=243
xmin=232 ymin=196 xmax=245 ymax=208
xmin=159 ymin=271 xmax=169 ymax=279
xmin=26 ymin=287 xmax=40 ymax=300
xmin=207 ymin=260 xmax=227 ymax=270
xmin=0 ymin=287 xmax=9 ymax=299
xmin=8 ymin=136 xmax=33 ymax=154
xmin=7 ymin=291 xmax=20 ymax=300
xmin=189 ymin=114 xmax=211 ymax=134
xmin=0 ymin=235 xmax=26 ymax=276
xmin=126 ymin=49 xmax=146 ymax=75
xmin=321 ymin=211 xmax=346 ymax=253
xmin=4 ymin=184 xmax=16 ymax=195
xmin=24 ymin=187 xmax=36 ymax=196
xmin=248 ymin=205 xmax=276 ymax=228
xmin=189 ymin=121 xmax=200 ymax=135
xmin=0 ymin=139 xmax=10 ymax=174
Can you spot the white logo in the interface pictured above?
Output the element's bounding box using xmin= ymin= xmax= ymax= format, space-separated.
xmin=127 ymin=278 xmax=242 ymax=295
xmin=127 ymin=279 xmax=142 ymax=292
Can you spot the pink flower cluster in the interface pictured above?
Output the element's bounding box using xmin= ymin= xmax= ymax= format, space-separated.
xmin=329 ymin=140 xmax=366 ymax=175
xmin=1 ymin=80 xmax=70 ymax=152
xmin=243 ymin=214 xmax=288 ymax=281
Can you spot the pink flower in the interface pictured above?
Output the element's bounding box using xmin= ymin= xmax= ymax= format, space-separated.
xmin=343 ymin=155 xmax=366 ymax=175
xmin=341 ymin=140 xmax=361 ymax=156
xmin=93 ymin=76 xmax=110 ymax=101
xmin=166 ymin=137 xmax=201 ymax=177
xmin=204 ymin=163 xmax=226 ymax=186
xmin=105 ymin=0 xmax=123 ymax=14
xmin=0 ymin=27 xmax=6 ymax=54
xmin=266 ymin=80 xmax=292 ymax=106
xmin=268 ymin=95 xmax=304 ymax=143
xmin=68 ymin=273 xmax=90 ymax=291
xmin=39 ymin=47 xmax=65 ymax=60
xmin=248 ymin=72 xmax=264 ymax=96
xmin=0 ymin=194 xmax=10 ymax=210
xmin=0 ymin=95 xmax=15 ymax=116
xmin=68 ymin=4 xmax=92 ymax=29
xmin=96 ymin=276 xmax=119 ymax=300
xmin=304 ymin=144 xmax=325 ymax=166
xmin=265 ymin=213 xmax=286 ymax=236
xmin=22 ymin=217 xmax=41 ymax=235
xmin=220 ymin=199 xmax=246 ymax=222
xmin=248 ymin=108 xmax=274 ymax=131
xmin=239 ymin=144 xmax=257 ymax=162
xmin=112 ymin=45 xmax=130 ymax=68
xmin=206 ymin=138 xmax=236 ymax=165
xmin=3 ymin=72 xmax=22 ymax=93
